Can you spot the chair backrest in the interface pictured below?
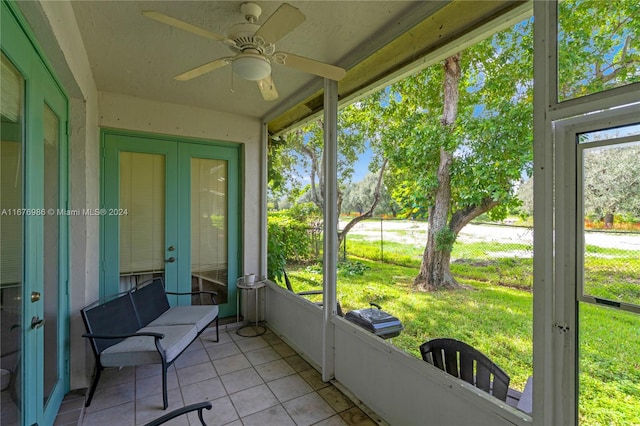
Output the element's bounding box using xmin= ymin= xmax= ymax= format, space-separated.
xmin=419 ymin=338 xmax=510 ymax=401
xmin=81 ymin=292 xmax=142 ymax=355
xmin=283 ymin=270 xmax=294 ymax=292
xmin=130 ymin=277 xmax=171 ymax=327
xmin=283 ymin=270 xmax=343 ymax=316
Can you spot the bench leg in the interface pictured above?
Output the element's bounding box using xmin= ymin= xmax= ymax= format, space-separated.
xmin=214 ymin=316 xmax=219 ymax=342
xmin=85 ymin=365 xmax=102 ymax=407
xmin=162 ymin=363 xmax=169 ymax=410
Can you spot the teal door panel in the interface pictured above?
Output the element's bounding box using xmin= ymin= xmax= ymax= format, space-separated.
xmin=101 ymin=131 xmax=241 ymax=316
xmin=102 ymin=133 xmax=179 ymax=301
xmin=178 ymin=143 xmax=240 ymax=318
xmin=1 ymin=2 xmax=69 ymax=425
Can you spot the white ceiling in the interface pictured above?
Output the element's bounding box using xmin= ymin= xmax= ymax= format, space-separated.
xmin=70 ymin=1 xmax=445 ymax=121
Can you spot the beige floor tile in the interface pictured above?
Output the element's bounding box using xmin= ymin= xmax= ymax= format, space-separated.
xmin=135 ymin=364 xmax=175 ymax=380
xmin=255 ymin=359 xmax=296 ymax=382
xmin=267 ymin=374 xmax=313 ymax=403
xmin=241 ymin=404 xmax=296 ymax=426
xmin=314 ymin=414 xmax=349 ymax=426
xmin=200 ymin=330 xmax=232 ymax=347
xmin=236 ymin=336 xmax=269 ymax=352
xmin=317 ymin=386 xmax=354 ymax=412
xmin=187 ymin=396 xmax=239 ymax=426
xmin=283 ymin=392 xmax=336 ymax=426
xmin=245 ymin=347 xmax=282 ymax=366
xmin=180 ymin=377 xmax=227 ymax=405
xmin=176 ymin=361 xmax=217 ymax=386
xmin=284 ymin=354 xmax=312 ymax=372
xmin=220 ymin=367 xmax=264 ymax=394
xmin=98 ymin=366 xmax=136 ymax=388
xmin=82 ymin=401 xmax=135 ymax=426
xmin=174 ymin=347 xmax=210 ymax=369
xmin=299 ymin=368 xmax=330 ymax=390
xmin=272 ymin=342 xmax=296 ymax=357
xmin=262 ymin=333 xmax=284 ymax=346
xmin=85 ymin=382 xmax=135 ymax=414
xmin=229 ymin=384 xmax=279 ymax=417
xmin=135 ymin=369 xmax=179 ymax=400
xmin=212 ymin=354 xmax=251 ymax=376
xmin=206 ymin=342 xmax=241 ymax=360
xmin=135 ymin=388 xmax=184 ymax=425
xmin=339 ymin=407 xmax=378 ymax=426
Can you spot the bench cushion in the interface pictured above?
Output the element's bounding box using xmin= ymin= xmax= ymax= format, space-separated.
xmin=100 ymin=324 xmax=197 ymax=367
xmin=148 ymin=305 xmax=218 ymax=332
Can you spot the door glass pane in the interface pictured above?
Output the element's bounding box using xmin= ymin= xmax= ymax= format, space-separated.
xmin=191 ymin=158 xmax=228 ymax=305
xmin=557 ymin=0 xmax=640 ymax=102
xmin=578 ymin=123 xmax=640 ymax=423
xmin=0 ymin=52 xmax=24 ymax=425
xmin=581 ymin=134 xmax=640 ymax=308
xmin=119 ymin=152 xmax=165 ymax=290
xmin=43 ymin=104 xmax=59 ymax=403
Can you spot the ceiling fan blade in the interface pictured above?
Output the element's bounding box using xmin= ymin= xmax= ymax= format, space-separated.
xmin=142 ymin=11 xmax=227 ymax=42
xmin=174 ymin=58 xmax=232 ymax=81
xmin=257 ymin=75 xmax=279 ymax=101
xmin=254 ymin=3 xmax=305 ymax=45
xmin=278 ymin=52 xmax=346 ymax=81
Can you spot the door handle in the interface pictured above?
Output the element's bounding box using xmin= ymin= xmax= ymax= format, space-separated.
xmin=165 ymin=257 xmax=176 ymax=263
xmin=31 ymin=316 xmax=45 ymax=330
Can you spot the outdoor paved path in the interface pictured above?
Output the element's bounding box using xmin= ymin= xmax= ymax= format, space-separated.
xmin=340 ymin=220 xmax=640 ymax=251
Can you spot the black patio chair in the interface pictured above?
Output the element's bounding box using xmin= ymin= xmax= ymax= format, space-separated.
xmin=144 ymin=401 xmax=212 ymax=426
xmin=419 ymin=338 xmax=510 ymax=402
xmin=284 ymin=270 xmax=343 ymax=316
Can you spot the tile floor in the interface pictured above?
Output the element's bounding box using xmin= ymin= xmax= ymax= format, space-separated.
xmin=77 ymin=327 xmax=380 ymax=426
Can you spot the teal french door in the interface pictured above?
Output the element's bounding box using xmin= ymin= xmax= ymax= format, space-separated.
xmin=1 ymin=2 xmax=69 ymax=425
xmin=101 ymin=131 xmax=240 ymax=317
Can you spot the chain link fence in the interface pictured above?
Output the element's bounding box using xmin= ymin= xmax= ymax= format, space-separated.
xmin=337 ymin=218 xmax=640 ymax=299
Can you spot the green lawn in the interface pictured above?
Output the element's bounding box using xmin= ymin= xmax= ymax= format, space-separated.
xmin=281 ymin=238 xmax=640 ymax=425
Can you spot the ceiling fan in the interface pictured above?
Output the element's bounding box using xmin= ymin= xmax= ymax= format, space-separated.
xmin=142 ymin=2 xmax=346 ymax=101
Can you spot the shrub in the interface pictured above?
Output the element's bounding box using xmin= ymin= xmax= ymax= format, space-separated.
xmin=267 ymin=203 xmax=321 ymax=281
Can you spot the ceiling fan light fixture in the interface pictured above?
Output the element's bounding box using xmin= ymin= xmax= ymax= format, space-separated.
xmin=232 ymin=54 xmax=271 ymax=81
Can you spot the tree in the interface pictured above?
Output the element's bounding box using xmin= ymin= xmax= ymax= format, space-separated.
xmin=274 ymin=106 xmax=388 ymax=245
xmin=342 ymin=172 xmax=399 ymax=217
xmin=361 ymin=20 xmax=534 ymax=290
xmin=557 ymin=0 xmax=640 ymax=100
xmin=583 ymin=144 xmax=640 ymax=226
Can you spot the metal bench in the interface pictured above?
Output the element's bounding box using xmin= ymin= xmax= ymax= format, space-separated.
xmin=81 ymin=278 xmax=219 ymax=409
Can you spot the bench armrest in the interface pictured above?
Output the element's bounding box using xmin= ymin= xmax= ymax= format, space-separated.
xmin=82 ymin=331 xmax=165 ymax=340
xmin=166 ymin=290 xmax=218 ymax=305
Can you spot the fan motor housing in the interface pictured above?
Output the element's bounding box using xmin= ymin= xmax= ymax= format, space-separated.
xmin=226 ymin=22 xmax=275 ymax=55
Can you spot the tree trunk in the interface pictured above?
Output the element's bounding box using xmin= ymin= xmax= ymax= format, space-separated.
xmin=414 ymin=53 xmax=462 ymax=291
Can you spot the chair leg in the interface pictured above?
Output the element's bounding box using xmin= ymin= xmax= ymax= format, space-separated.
xmin=85 ymin=365 xmax=102 ymax=407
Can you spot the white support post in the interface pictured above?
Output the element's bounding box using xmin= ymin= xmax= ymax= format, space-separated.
xmin=532 ymin=2 xmax=556 ymax=425
xmin=260 ymin=122 xmax=269 ymax=278
xmin=322 ymin=78 xmax=338 ymax=381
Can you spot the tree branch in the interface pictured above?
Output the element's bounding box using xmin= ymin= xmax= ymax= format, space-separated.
xmin=449 ymin=197 xmax=500 ymax=235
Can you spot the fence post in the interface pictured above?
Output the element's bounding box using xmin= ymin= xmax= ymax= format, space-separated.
xmin=380 ymin=217 xmax=384 ymax=262
xmin=343 ymin=233 xmax=347 ymax=261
